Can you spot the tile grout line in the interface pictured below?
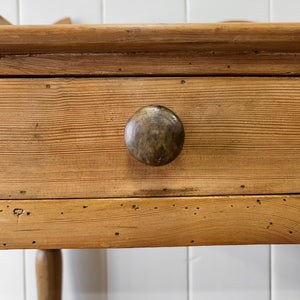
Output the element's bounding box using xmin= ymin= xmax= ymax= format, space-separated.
xmin=185 ymin=0 xmax=189 ymax=23
xmin=101 ymin=0 xmax=105 ymax=24
xmin=17 ymin=0 xmax=21 ymax=25
xmin=269 ymin=245 xmax=272 ymax=300
xmin=187 ymin=247 xmax=190 ymax=300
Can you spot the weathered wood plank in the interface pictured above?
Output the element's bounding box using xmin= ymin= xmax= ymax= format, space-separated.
xmin=0 ymin=195 xmax=299 ymax=249
xmin=0 ymin=23 xmax=300 ymax=54
xmin=1 ymin=24 xmax=300 ymax=75
xmin=0 ymin=77 xmax=299 ymax=199
xmin=1 ymin=52 xmax=300 ymax=76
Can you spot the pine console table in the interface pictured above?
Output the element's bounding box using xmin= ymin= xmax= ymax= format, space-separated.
xmin=0 ymin=23 xmax=299 ymax=299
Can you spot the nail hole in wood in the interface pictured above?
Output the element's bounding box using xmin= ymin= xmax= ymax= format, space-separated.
xmin=13 ymin=208 xmax=24 ymax=216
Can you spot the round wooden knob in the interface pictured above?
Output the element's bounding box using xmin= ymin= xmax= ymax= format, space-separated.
xmin=124 ymin=105 xmax=185 ymax=166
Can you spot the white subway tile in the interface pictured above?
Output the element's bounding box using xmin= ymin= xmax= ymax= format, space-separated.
xmin=188 ymin=0 xmax=269 ymax=23
xmin=271 ymin=0 xmax=300 ymax=22
xmin=0 ymin=250 xmax=24 ymax=300
xmin=104 ymin=0 xmax=185 ymax=24
xmin=272 ymin=245 xmax=300 ymax=300
xmin=20 ymin=0 xmax=101 ymax=24
xmin=107 ymin=247 xmax=188 ymax=300
xmin=0 ymin=0 xmax=18 ymax=24
xmin=189 ymin=245 xmax=270 ymax=300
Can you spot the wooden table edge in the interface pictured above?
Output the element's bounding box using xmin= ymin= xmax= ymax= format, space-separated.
xmin=1 ymin=194 xmax=299 ymax=249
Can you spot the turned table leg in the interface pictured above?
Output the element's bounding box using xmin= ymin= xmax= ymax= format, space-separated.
xmin=36 ymin=249 xmax=62 ymax=300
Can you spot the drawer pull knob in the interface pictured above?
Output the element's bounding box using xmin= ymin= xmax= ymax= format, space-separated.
xmin=124 ymin=105 xmax=184 ymax=166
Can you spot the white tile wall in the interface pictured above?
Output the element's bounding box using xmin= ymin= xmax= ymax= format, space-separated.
xmin=271 ymin=0 xmax=300 ymax=22
xmin=0 ymin=0 xmax=18 ymax=24
xmin=272 ymin=245 xmax=300 ymax=300
xmin=187 ymin=0 xmax=269 ymax=23
xmin=189 ymin=246 xmax=270 ymax=300
xmin=0 ymin=250 xmax=24 ymax=300
xmin=20 ymin=0 xmax=102 ymax=24
xmin=103 ymin=0 xmax=185 ymax=24
xmin=107 ymin=247 xmax=188 ymax=300
xmin=0 ymin=1 xmax=299 ymax=300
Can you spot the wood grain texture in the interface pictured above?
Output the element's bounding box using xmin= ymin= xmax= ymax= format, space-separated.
xmin=1 ymin=23 xmax=300 ymax=75
xmin=1 ymin=23 xmax=300 ymax=54
xmin=2 ymin=52 xmax=300 ymax=76
xmin=0 ymin=195 xmax=299 ymax=249
xmin=36 ymin=250 xmax=62 ymax=300
xmin=0 ymin=77 xmax=299 ymax=199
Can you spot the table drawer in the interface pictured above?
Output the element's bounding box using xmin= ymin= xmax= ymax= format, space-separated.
xmin=0 ymin=76 xmax=299 ymax=199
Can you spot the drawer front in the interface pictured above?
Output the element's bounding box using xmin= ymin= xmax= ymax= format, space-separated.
xmin=0 ymin=77 xmax=299 ymax=199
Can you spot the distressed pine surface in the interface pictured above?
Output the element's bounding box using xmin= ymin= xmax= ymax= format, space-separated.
xmin=0 ymin=24 xmax=300 ymax=75
xmin=0 ymin=77 xmax=299 ymax=199
xmin=1 ymin=23 xmax=300 ymax=54
xmin=0 ymin=195 xmax=299 ymax=249
xmin=2 ymin=52 xmax=300 ymax=76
